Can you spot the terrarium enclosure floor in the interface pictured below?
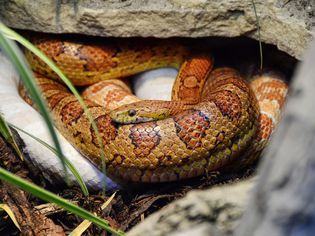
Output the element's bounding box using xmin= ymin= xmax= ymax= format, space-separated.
xmin=0 ymin=36 xmax=297 ymax=235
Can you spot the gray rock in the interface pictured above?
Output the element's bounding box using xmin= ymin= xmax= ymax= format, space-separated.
xmin=0 ymin=0 xmax=313 ymax=59
xmin=235 ymin=38 xmax=315 ymax=236
xmin=127 ymin=179 xmax=254 ymax=236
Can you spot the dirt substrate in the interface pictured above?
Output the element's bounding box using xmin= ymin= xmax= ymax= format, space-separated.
xmin=0 ymin=129 xmax=256 ymax=235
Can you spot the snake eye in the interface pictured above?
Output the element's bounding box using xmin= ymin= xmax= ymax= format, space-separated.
xmin=128 ymin=109 xmax=137 ymax=117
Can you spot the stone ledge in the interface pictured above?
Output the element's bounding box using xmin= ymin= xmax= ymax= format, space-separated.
xmin=127 ymin=179 xmax=254 ymax=236
xmin=0 ymin=0 xmax=314 ymax=59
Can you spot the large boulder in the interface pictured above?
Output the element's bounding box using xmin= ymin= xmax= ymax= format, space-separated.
xmin=0 ymin=0 xmax=314 ymax=59
xmin=127 ymin=179 xmax=254 ymax=236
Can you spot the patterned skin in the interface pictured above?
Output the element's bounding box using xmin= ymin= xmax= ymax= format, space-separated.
xmin=21 ymin=36 xmax=288 ymax=183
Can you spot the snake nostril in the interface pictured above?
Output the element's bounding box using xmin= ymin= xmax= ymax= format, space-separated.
xmin=128 ymin=109 xmax=136 ymax=117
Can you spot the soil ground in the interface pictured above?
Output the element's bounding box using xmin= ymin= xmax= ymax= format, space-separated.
xmin=0 ymin=130 xmax=255 ymax=235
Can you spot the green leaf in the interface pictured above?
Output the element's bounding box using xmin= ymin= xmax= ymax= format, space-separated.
xmin=10 ymin=123 xmax=89 ymax=196
xmin=0 ymin=168 xmax=125 ymax=236
xmin=0 ymin=114 xmax=24 ymax=160
xmin=69 ymin=192 xmax=117 ymax=236
xmin=0 ymin=24 xmax=69 ymax=182
xmin=0 ymin=23 xmax=107 ymax=192
xmin=251 ymin=0 xmax=264 ymax=69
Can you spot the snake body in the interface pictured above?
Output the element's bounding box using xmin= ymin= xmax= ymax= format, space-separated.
xmin=21 ymin=36 xmax=288 ymax=183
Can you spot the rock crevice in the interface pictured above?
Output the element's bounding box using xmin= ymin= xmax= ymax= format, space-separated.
xmin=0 ymin=0 xmax=314 ymax=59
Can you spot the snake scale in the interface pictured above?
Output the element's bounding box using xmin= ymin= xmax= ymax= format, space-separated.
xmin=20 ymin=35 xmax=288 ymax=183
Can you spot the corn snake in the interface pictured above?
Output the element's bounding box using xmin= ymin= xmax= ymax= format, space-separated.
xmin=20 ymin=35 xmax=288 ymax=183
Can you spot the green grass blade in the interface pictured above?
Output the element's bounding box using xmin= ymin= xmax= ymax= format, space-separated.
xmin=0 ymin=24 xmax=107 ymax=191
xmin=251 ymin=0 xmax=263 ymax=69
xmin=0 ymin=25 xmax=69 ymax=183
xmin=0 ymin=168 xmax=125 ymax=236
xmin=0 ymin=114 xmax=24 ymax=160
xmin=69 ymin=192 xmax=116 ymax=236
xmin=10 ymin=123 xmax=89 ymax=196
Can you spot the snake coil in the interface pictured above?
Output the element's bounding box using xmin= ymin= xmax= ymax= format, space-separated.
xmin=20 ymin=35 xmax=288 ymax=183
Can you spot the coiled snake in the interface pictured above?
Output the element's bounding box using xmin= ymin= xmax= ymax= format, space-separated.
xmin=20 ymin=36 xmax=288 ymax=183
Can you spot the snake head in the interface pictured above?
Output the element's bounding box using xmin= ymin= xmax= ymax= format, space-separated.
xmin=110 ymin=101 xmax=171 ymax=124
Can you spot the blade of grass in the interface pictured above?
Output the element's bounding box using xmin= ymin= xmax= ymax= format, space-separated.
xmin=0 ymin=203 xmax=21 ymax=231
xmin=0 ymin=114 xmax=24 ymax=160
xmin=251 ymin=0 xmax=263 ymax=69
xmin=0 ymin=27 xmax=68 ymax=182
xmin=0 ymin=24 xmax=107 ymax=191
xmin=0 ymin=168 xmax=125 ymax=236
xmin=10 ymin=123 xmax=89 ymax=196
xmin=69 ymin=192 xmax=116 ymax=236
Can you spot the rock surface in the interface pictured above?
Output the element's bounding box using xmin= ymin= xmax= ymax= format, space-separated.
xmin=0 ymin=0 xmax=314 ymax=59
xmin=127 ymin=179 xmax=254 ymax=236
xmin=236 ymin=37 xmax=315 ymax=236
